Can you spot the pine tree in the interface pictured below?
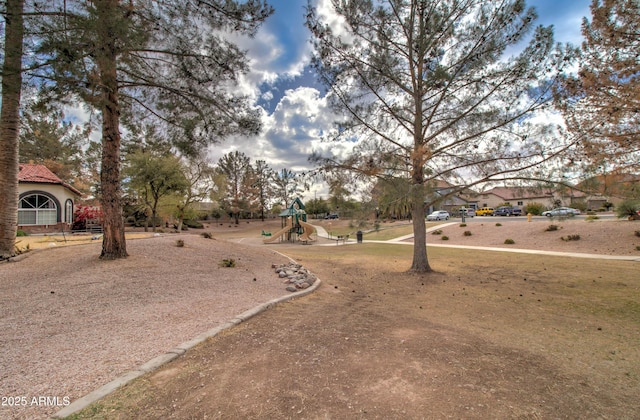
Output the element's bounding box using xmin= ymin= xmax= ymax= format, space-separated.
xmin=307 ymin=0 xmax=577 ymax=272
xmin=556 ymin=0 xmax=639 ymax=174
xmin=28 ymin=0 xmax=273 ymax=259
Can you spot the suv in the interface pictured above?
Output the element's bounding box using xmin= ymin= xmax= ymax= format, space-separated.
xmin=324 ymin=213 xmax=339 ymax=219
xmin=510 ymin=208 xmax=522 ymax=216
xmin=494 ymin=206 xmax=512 ymax=216
xmin=475 ymin=207 xmax=494 ymax=216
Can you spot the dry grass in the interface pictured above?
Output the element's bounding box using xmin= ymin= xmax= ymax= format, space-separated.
xmin=68 ymin=242 xmax=640 ymax=419
xmin=15 ymin=232 xmax=153 ymax=251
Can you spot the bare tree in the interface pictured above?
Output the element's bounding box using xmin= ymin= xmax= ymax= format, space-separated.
xmin=273 ymin=168 xmax=304 ymax=208
xmin=175 ymin=157 xmax=216 ymax=232
xmin=307 ymin=0 xmax=577 ymax=272
xmin=217 ymin=151 xmax=253 ymax=224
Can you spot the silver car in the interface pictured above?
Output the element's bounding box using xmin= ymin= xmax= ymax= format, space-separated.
xmin=427 ymin=210 xmax=450 ymax=221
xmin=542 ymin=207 xmax=580 ymax=217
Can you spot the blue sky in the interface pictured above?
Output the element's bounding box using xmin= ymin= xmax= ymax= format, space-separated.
xmin=211 ymin=0 xmax=593 ymax=197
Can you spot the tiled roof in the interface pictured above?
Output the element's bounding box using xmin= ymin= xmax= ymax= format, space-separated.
xmin=481 ymin=186 xmax=588 ymax=200
xmin=481 ymin=187 xmax=554 ymax=200
xmin=18 ymin=163 xmax=63 ymax=183
xmin=18 ymin=163 xmax=82 ymax=196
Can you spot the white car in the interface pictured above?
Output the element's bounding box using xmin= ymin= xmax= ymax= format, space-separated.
xmin=427 ymin=210 xmax=450 ymax=221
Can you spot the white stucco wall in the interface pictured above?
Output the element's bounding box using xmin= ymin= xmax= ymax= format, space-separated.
xmin=18 ymin=183 xmax=79 ymax=225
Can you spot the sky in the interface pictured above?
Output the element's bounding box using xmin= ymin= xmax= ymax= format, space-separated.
xmin=209 ymin=0 xmax=593 ymax=199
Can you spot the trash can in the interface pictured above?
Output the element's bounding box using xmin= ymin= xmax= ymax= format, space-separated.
xmin=356 ymin=231 xmax=363 ymax=243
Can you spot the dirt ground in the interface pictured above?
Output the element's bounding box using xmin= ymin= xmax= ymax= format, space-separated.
xmin=2 ymin=218 xmax=640 ymax=419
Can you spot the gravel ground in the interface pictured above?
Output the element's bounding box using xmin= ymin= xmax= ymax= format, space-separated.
xmin=1 ymin=218 xmax=638 ymax=419
xmin=0 ymin=235 xmax=291 ymax=420
xmin=427 ymin=217 xmax=640 ymax=256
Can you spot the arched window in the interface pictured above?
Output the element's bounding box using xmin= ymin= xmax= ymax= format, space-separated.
xmin=18 ymin=193 xmax=58 ymax=225
xmin=65 ymin=199 xmax=74 ymax=224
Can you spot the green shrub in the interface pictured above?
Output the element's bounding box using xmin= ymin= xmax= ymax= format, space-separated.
xmin=524 ymin=202 xmax=545 ymax=216
xmin=431 ymin=229 xmax=443 ymax=235
xmin=201 ymin=232 xmax=213 ymax=239
xmin=441 ymin=236 xmax=449 ymax=241
xmin=634 ymin=230 xmax=640 ymax=238
xmin=504 ymin=239 xmax=515 ymax=244
xmin=585 ymin=215 xmax=599 ymax=221
xmin=16 ymin=230 xmax=28 ymax=237
xmin=220 ymin=258 xmax=236 ymax=267
xmin=545 ymin=224 xmax=559 ymax=231
xmin=615 ymin=199 xmax=640 ymax=219
xmin=495 ymin=223 xmax=502 ymax=227
xmin=463 ymin=231 xmax=472 ymax=236
xmin=459 ymin=223 xmax=467 ymax=227
xmin=561 ymin=234 xmax=581 ymax=241
xmin=636 ymin=246 xmax=640 ymax=251
xmin=183 ymin=219 xmax=204 ymax=229
xmin=176 ymin=239 xmax=185 ymax=247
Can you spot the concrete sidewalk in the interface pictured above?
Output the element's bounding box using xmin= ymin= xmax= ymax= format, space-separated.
xmin=310 ymin=222 xmax=640 ymax=261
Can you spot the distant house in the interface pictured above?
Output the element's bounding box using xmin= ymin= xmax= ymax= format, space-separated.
xmin=427 ymin=180 xmax=479 ymax=213
xmin=475 ymin=186 xmax=596 ymax=210
xmin=576 ymin=173 xmax=640 ymax=209
xmin=17 ymin=163 xmax=82 ymax=233
xmin=476 ymin=187 xmax=556 ymax=209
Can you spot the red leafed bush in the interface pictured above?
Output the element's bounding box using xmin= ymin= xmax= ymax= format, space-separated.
xmin=73 ymin=206 xmax=103 ymax=230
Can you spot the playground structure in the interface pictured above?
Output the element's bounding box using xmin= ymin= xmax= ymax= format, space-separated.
xmin=263 ymin=198 xmax=316 ymax=244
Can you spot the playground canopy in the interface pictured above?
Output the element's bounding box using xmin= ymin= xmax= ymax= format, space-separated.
xmin=278 ymin=197 xmax=307 ymax=224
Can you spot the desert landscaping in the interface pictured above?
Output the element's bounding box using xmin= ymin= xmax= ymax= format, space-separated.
xmin=1 ymin=217 xmax=639 ymax=419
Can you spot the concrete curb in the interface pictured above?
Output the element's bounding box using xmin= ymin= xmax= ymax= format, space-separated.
xmin=350 ymin=239 xmax=640 ymax=261
xmin=52 ymin=254 xmax=321 ymax=419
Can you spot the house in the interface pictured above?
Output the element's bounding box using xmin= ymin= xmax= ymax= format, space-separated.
xmin=475 ymin=185 xmax=601 ymax=210
xmin=576 ymin=173 xmax=640 ymax=210
xmin=17 ymin=163 xmax=82 ymax=233
xmin=476 ymin=186 xmax=556 ymax=209
xmin=426 ymin=180 xmax=480 ymax=214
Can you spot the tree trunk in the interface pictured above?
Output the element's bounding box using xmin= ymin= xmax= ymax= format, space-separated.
xmin=0 ymin=0 xmax=24 ymax=260
xmin=98 ymin=1 xmax=127 ymax=260
xmin=410 ymin=201 xmax=432 ymax=272
xmin=151 ymin=206 xmax=158 ymax=233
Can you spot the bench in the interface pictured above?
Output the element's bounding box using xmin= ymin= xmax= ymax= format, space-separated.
xmin=333 ymin=234 xmax=349 ymax=245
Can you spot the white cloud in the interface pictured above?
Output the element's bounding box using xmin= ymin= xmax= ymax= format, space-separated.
xmin=208 ymin=86 xmax=336 ymax=170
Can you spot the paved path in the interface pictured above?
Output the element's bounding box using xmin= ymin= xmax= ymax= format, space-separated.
xmin=312 ymin=223 xmax=640 ymax=262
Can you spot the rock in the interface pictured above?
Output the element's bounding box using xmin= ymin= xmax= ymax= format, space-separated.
xmin=274 ymin=262 xmax=317 ymax=292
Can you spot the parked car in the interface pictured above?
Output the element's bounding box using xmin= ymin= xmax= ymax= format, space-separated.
xmin=541 ymin=207 xmax=580 ymax=217
xmin=510 ymin=207 xmax=523 ymax=216
xmin=459 ymin=208 xmax=475 ymax=217
xmin=324 ymin=213 xmax=339 ymax=219
xmin=475 ymin=207 xmax=494 ymax=216
xmin=427 ymin=210 xmax=450 ymax=221
xmin=494 ymin=206 xmax=513 ymax=216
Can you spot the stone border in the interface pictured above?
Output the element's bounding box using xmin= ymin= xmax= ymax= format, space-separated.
xmin=52 ymin=250 xmax=319 ymax=419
